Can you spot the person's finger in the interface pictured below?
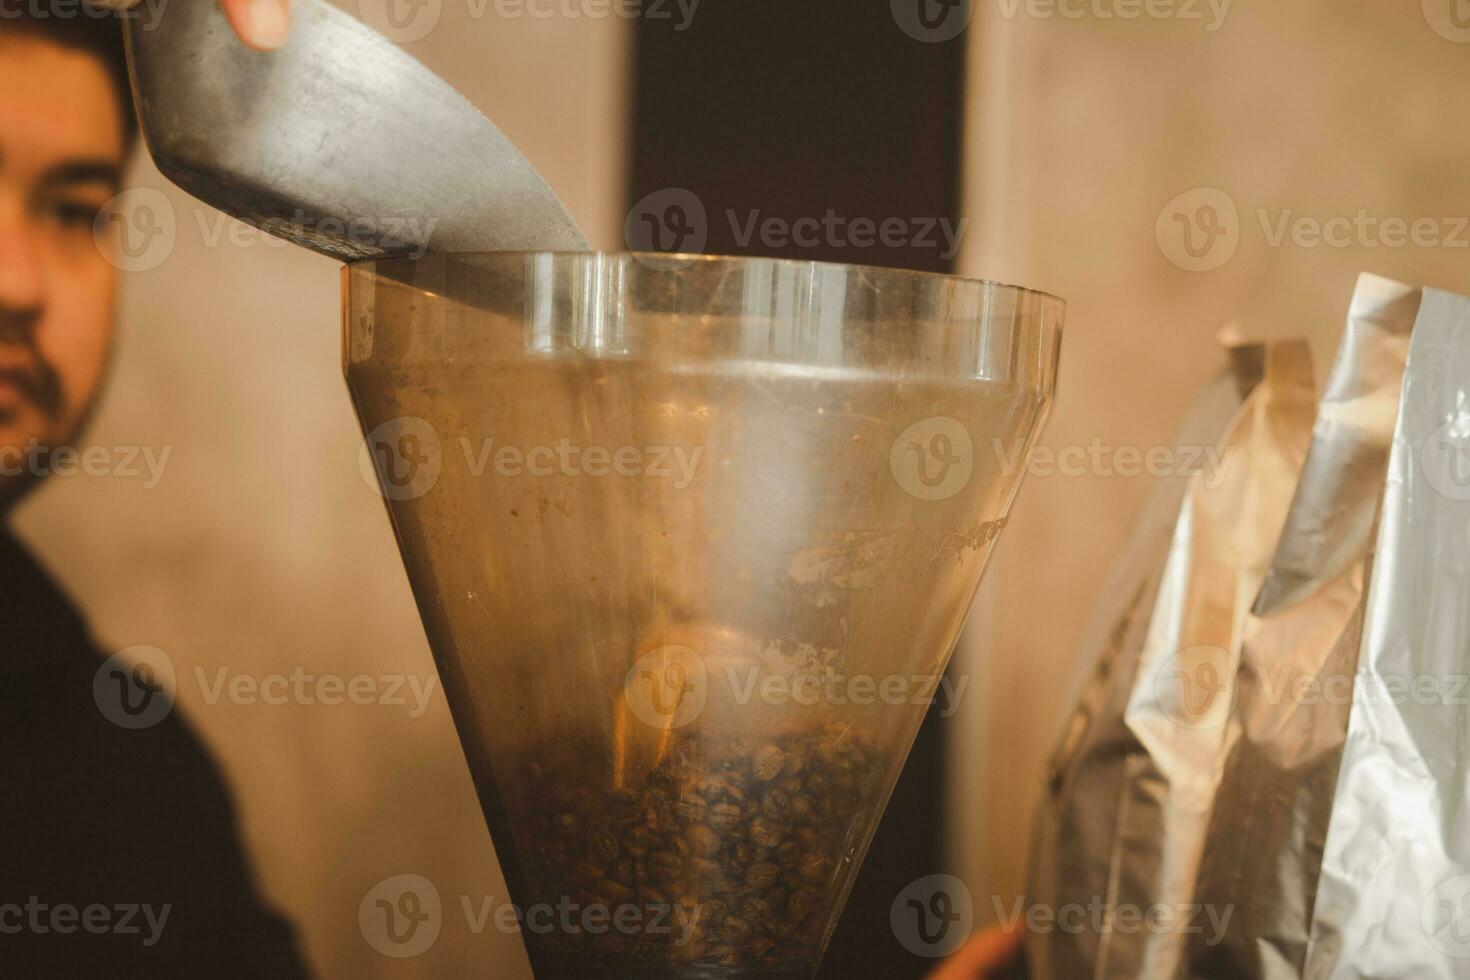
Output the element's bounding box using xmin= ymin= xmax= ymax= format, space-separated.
xmin=927 ymin=925 xmax=1024 ymax=980
xmin=218 ymin=0 xmax=292 ymax=51
xmin=86 ymin=0 xmax=291 ymax=49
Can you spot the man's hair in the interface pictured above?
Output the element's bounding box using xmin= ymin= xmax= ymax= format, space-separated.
xmin=0 ymin=1 xmax=137 ymax=142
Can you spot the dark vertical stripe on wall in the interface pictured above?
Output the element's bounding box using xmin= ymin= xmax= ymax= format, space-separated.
xmin=628 ymin=4 xmax=970 ymax=977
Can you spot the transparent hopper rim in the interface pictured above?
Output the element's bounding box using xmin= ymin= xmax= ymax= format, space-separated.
xmin=344 ymin=250 xmax=1068 ymax=311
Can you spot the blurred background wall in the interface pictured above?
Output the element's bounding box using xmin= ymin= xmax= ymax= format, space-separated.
xmin=13 ymin=0 xmax=1470 ymax=976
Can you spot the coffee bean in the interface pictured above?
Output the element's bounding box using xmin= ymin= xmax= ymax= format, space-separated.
xmin=746 ymin=862 xmax=781 ymax=890
xmin=797 ymin=853 xmax=832 ymax=882
xmin=722 ymin=916 xmax=753 ymax=943
xmin=787 ymin=888 xmax=815 ymax=923
xmin=597 ymin=878 xmax=632 ymax=903
xmin=762 ymin=787 xmax=792 ymax=821
xmin=750 ymin=815 xmax=783 ymax=849
xmin=517 ymin=724 xmax=879 ymax=972
xmin=752 ymin=744 xmax=787 ymax=782
xmin=591 ymin=823 xmax=620 ymax=862
xmin=708 ymin=801 xmax=742 ymax=832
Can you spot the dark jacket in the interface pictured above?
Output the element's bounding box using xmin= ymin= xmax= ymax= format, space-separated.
xmin=0 ymin=527 xmax=309 ymax=977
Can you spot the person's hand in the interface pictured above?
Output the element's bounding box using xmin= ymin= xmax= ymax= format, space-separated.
xmin=927 ymin=925 xmax=1024 ymax=980
xmin=99 ymin=0 xmax=293 ymax=51
xmin=212 ymin=0 xmax=293 ymax=50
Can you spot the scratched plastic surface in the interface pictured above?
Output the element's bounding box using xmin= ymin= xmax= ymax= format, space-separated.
xmin=345 ymin=253 xmax=1061 ymax=979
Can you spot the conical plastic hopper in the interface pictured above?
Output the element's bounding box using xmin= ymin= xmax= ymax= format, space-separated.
xmin=345 ymin=253 xmax=1062 ymax=978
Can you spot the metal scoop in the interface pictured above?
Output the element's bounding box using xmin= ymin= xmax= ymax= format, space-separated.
xmin=123 ymin=0 xmax=589 ymax=260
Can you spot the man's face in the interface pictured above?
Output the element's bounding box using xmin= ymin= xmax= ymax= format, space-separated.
xmin=0 ymin=34 xmax=124 ymax=504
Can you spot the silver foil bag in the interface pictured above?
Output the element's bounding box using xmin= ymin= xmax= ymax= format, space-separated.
xmin=1301 ymin=281 xmax=1470 ymax=977
xmin=1030 ymin=273 xmax=1470 ymax=978
xmin=1188 ymin=273 xmax=1421 ymax=977
xmin=1027 ymin=338 xmax=1317 ymax=979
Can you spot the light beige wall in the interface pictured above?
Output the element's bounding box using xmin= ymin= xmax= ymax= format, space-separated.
xmin=951 ymin=1 xmax=1470 ymax=909
xmin=13 ymin=7 xmax=629 ymax=977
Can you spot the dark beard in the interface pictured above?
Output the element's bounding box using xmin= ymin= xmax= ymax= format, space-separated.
xmin=0 ymin=360 xmax=64 ymax=421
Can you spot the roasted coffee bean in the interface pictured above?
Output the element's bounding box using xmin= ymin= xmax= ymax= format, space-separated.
xmin=746 ymin=862 xmax=781 ymax=890
xmin=752 ymin=744 xmax=787 ymax=782
xmin=597 ymin=878 xmax=632 ymax=903
xmin=649 ymin=849 xmax=683 ymax=881
xmin=722 ymin=916 xmax=753 ymax=943
xmin=689 ymin=823 xmax=718 ymax=854
xmin=797 ymin=853 xmax=832 ymax=882
xmin=787 ymin=888 xmax=815 ymax=923
xmin=693 ymin=776 xmax=726 ymax=800
xmin=708 ymin=801 xmax=743 ymax=832
xmin=591 ymin=823 xmax=620 ymax=861
xmin=742 ymin=894 xmax=775 ymax=921
xmin=762 ymin=787 xmax=792 ymax=821
xmin=750 ymin=815 xmax=783 ymax=849
xmin=518 ymin=724 xmax=879 ymax=972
